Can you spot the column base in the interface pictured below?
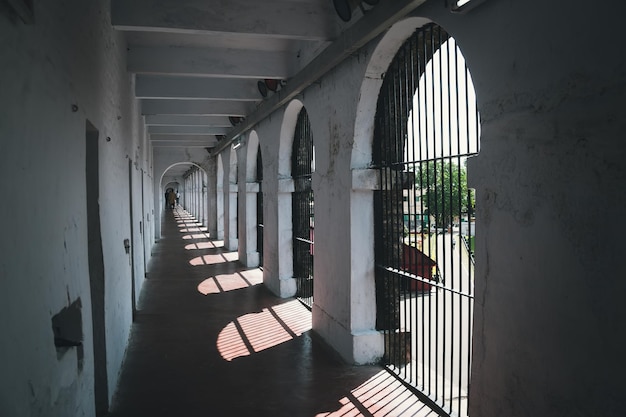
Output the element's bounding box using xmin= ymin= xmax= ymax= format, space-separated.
xmin=312 ymin=304 xmax=383 ymax=365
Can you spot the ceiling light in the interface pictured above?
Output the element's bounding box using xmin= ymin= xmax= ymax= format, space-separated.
xmin=449 ymin=0 xmax=487 ymax=13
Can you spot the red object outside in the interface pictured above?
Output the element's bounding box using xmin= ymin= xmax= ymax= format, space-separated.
xmin=402 ymin=244 xmax=436 ymax=291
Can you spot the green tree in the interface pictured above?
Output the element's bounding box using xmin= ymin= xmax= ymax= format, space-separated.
xmin=416 ymin=160 xmax=473 ymax=227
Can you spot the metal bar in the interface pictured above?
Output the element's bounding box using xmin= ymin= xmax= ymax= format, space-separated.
xmin=453 ymin=38 xmax=463 ymax=416
xmin=437 ymin=25 xmax=447 ymax=404
xmin=295 ymin=237 xmax=314 ymax=245
xmin=431 ymin=23 xmax=439 ymax=399
xmin=377 ymin=266 xmax=473 ymax=299
xmin=390 ymin=150 xmax=481 ymax=167
xmin=465 ymin=55 xmax=475 ymax=416
xmin=417 ymin=27 xmax=427 ymax=394
xmin=407 ymin=32 xmax=417 ymax=385
xmin=392 ymin=58 xmax=401 ymax=370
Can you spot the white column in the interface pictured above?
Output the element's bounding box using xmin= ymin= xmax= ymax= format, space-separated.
xmin=226 ymin=183 xmax=238 ymax=251
xmin=275 ymin=178 xmax=296 ymax=297
xmin=243 ymin=182 xmax=260 ymax=267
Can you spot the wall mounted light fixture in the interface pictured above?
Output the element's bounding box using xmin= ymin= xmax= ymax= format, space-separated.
xmin=258 ymin=79 xmax=281 ymax=98
xmin=229 ymin=116 xmax=244 ymax=126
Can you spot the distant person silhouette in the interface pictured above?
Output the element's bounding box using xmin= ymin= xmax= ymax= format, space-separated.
xmin=167 ymin=190 xmax=176 ymax=209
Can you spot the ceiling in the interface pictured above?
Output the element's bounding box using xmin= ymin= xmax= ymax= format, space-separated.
xmin=111 ymin=0 xmax=429 ymax=178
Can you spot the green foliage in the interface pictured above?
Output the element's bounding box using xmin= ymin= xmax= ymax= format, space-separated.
xmin=467 ymin=236 xmax=475 ymax=255
xmin=416 ymin=160 xmax=474 ymax=227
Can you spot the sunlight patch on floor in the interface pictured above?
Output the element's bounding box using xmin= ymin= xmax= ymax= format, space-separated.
xmin=316 ymin=370 xmax=437 ymax=417
xmin=189 ymin=252 xmax=238 ymax=266
xmin=197 ymin=270 xmax=263 ymax=295
xmin=216 ymin=300 xmax=311 ymax=361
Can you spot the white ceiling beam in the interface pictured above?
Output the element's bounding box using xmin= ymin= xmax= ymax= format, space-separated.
xmin=136 ymin=75 xmax=261 ymax=100
xmin=150 ymin=135 xmax=218 ymax=147
xmin=148 ymin=125 xmax=230 ymax=135
xmin=145 ymin=115 xmax=232 ymax=126
xmin=152 ymin=142 xmax=215 ymax=148
xmin=141 ymin=100 xmax=251 ymax=116
xmin=111 ymin=0 xmax=338 ymax=41
xmin=150 ymin=134 xmax=217 ymax=142
xmin=128 ymin=46 xmax=294 ymax=79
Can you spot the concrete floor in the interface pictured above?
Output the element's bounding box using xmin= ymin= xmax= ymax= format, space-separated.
xmin=108 ymin=207 xmax=438 ymax=417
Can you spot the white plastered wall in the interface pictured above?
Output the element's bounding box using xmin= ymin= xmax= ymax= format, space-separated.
xmin=419 ymin=1 xmax=626 ymax=415
xmin=0 ymin=1 xmax=152 ymax=415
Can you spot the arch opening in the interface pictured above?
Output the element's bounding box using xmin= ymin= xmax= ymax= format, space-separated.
xmin=372 ymin=23 xmax=480 ymax=417
xmin=291 ymin=107 xmax=315 ymax=308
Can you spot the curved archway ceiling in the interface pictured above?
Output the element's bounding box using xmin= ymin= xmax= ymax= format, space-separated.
xmin=112 ymin=0 xmax=428 ymax=154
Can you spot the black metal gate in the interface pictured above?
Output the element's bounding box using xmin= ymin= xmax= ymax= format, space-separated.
xmin=292 ymin=108 xmax=314 ymax=308
xmin=374 ymin=24 xmax=480 ymax=417
xmin=256 ymin=147 xmax=264 ymax=266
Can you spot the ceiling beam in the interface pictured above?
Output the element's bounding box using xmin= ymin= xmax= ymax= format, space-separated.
xmin=150 ymin=134 xmax=218 ymax=148
xmin=141 ymin=100 xmax=251 ymax=116
xmin=136 ymin=75 xmax=261 ymax=100
xmin=111 ymin=0 xmax=339 ymax=41
xmin=152 ymin=142 xmax=215 ymax=148
xmin=128 ymin=46 xmax=294 ymax=79
xmin=150 ymin=134 xmax=216 ymax=142
xmin=148 ymin=125 xmax=230 ymax=135
xmin=212 ymin=0 xmax=429 ymax=155
xmin=145 ymin=115 xmax=232 ymax=126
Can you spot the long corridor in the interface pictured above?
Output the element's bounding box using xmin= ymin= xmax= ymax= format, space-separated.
xmin=107 ymin=208 xmax=437 ymax=417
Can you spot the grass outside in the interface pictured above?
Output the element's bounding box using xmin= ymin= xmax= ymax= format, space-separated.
xmin=466 ymin=236 xmax=475 ymax=255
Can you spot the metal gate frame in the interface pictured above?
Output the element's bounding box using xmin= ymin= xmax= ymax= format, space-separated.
xmin=373 ymin=23 xmax=479 ymax=417
xmin=292 ymin=108 xmax=314 ymax=308
xmin=256 ymin=147 xmax=264 ymax=266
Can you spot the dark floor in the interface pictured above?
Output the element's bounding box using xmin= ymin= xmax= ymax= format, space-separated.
xmin=107 ymin=207 xmax=436 ymax=417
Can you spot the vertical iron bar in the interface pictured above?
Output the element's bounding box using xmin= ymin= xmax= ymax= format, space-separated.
xmin=401 ymin=41 xmax=408 ymax=380
xmin=450 ymin=37 xmax=460 ymax=414
xmin=464 ymin=56 xmax=480 ymax=414
xmin=392 ymin=63 xmax=401 ymax=369
xmin=425 ymin=24 xmax=433 ymax=397
xmin=445 ymin=34 xmax=454 ymax=415
xmin=436 ymin=27 xmax=451 ymax=404
xmin=408 ymin=31 xmax=417 ymax=385
xmin=415 ymin=28 xmax=423 ymax=393
xmin=433 ymin=24 xmax=441 ymax=400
